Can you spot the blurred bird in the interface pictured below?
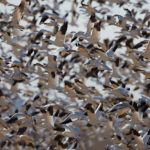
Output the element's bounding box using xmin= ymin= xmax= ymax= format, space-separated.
xmin=54 ymin=21 xmax=68 ymax=46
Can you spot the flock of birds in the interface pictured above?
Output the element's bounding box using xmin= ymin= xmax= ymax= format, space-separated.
xmin=0 ymin=0 xmax=150 ymax=149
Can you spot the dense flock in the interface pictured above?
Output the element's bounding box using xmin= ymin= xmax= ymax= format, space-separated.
xmin=0 ymin=0 xmax=150 ymax=149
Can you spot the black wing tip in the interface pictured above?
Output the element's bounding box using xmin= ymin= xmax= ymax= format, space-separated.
xmin=60 ymin=21 xmax=68 ymax=35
